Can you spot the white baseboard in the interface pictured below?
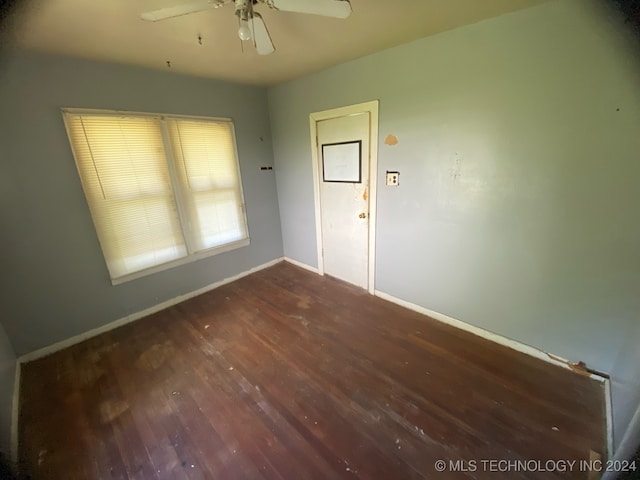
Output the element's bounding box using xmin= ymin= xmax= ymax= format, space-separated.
xmin=376 ymin=290 xmax=611 ymax=449
xmin=10 ymin=360 xmax=20 ymax=465
xmin=374 ymin=289 xmax=606 ymax=382
xmin=604 ymin=402 xmax=640 ymax=477
xmin=13 ymin=261 xmax=611 ymax=465
xmin=284 ymin=257 xmax=319 ymax=274
xmin=605 ymin=379 xmax=614 ymax=458
xmin=18 ymin=257 xmax=284 ymax=365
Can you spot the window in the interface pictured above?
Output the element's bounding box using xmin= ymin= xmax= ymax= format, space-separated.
xmin=63 ymin=109 xmax=249 ymax=284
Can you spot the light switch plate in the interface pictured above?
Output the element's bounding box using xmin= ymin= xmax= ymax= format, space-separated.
xmin=386 ymin=171 xmax=399 ymax=186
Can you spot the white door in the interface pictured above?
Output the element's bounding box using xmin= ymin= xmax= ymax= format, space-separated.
xmin=316 ymin=112 xmax=371 ymax=289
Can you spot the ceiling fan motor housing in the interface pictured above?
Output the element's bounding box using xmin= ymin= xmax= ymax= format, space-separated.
xmin=235 ymin=0 xmax=251 ymax=19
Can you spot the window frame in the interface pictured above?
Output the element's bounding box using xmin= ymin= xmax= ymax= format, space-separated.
xmin=62 ymin=108 xmax=250 ymax=285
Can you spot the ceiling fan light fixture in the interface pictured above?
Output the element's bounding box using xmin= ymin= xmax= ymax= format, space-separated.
xmin=140 ymin=0 xmax=352 ymax=55
xmin=238 ymin=19 xmax=252 ymax=41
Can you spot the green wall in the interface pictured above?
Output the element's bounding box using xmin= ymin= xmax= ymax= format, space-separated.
xmin=268 ymin=0 xmax=640 ymax=449
xmin=1 ymin=0 xmax=638 ymax=459
xmin=0 ymin=50 xmax=283 ymax=356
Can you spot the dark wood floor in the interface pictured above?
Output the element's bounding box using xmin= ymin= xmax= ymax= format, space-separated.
xmin=19 ymin=261 xmax=605 ymax=479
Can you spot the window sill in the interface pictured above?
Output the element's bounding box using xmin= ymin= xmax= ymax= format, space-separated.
xmin=110 ymin=237 xmax=250 ymax=286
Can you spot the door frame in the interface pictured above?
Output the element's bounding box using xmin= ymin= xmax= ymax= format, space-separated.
xmin=309 ymin=100 xmax=379 ymax=294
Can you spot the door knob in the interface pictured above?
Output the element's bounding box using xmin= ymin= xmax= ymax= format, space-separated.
xmin=358 ymin=212 xmax=367 ymax=219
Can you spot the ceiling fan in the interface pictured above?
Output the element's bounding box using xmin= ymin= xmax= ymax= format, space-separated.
xmin=140 ymin=0 xmax=353 ymax=55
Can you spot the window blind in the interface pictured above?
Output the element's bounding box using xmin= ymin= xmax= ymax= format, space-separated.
xmin=65 ymin=114 xmax=188 ymax=280
xmin=64 ymin=111 xmax=250 ymax=283
xmin=166 ymin=118 xmax=248 ymax=252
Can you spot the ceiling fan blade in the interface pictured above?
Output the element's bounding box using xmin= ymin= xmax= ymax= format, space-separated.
xmin=268 ymin=0 xmax=351 ymax=19
xmin=250 ymin=13 xmax=275 ymax=55
xmin=140 ymin=0 xmax=225 ymax=22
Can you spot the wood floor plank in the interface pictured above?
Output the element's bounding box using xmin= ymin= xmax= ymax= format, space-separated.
xmin=19 ymin=261 xmax=605 ymax=479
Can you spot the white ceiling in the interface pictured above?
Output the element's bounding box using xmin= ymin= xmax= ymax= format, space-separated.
xmin=9 ymin=0 xmax=547 ymax=86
